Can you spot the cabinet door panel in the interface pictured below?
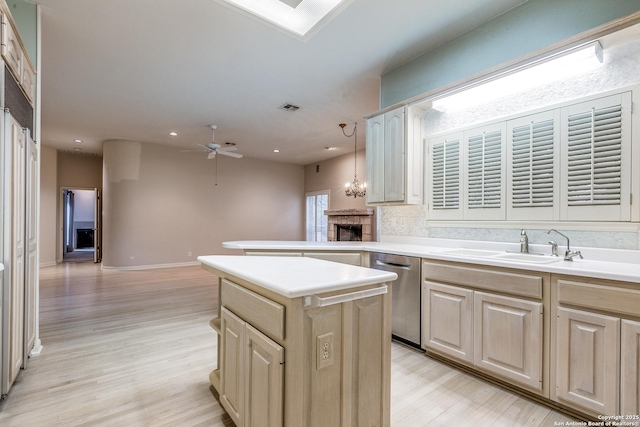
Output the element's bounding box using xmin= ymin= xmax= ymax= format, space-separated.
xmin=423 ymin=281 xmax=473 ymax=363
xmin=622 ymin=319 xmax=640 ymax=416
xmin=366 ymin=115 xmax=385 ymax=203
xmin=246 ymin=324 xmax=284 ymax=427
xmin=474 ymin=292 xmax=543 ymax=391
xmin=556 ymin=307 xmax=620 ymax=415
xmin=383 ymin=107 xmax=405 ymax=202
xmin=220 ymin=307 xmax=246 ymax=426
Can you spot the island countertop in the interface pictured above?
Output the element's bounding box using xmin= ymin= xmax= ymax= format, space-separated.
xmin=197 ymin=255 xmax=398 ymax=298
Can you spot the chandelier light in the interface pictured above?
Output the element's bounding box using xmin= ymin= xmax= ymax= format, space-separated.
xmin=339 ymin=122 xmax=366 ymax=198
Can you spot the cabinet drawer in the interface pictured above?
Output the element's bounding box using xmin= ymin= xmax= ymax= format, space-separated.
xmin=423 ymin=261 xmax=543 ymax=299
xmin=557 ymin=279 xmax=640 ymax=318
xmin=221 ymin=279 xmax=285 ymax=340
xmin=303 ymin=252 xmax=362 ymax=266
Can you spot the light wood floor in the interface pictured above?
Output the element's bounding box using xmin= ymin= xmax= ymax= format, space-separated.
xmin=0 ymin=262 xmax=576 ymax=426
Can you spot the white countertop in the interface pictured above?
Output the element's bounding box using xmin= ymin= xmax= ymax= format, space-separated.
xmin=197 ymin=255 xmax=398 ymax=298
xmin=223 ymin=240 xmax=640 ymax=285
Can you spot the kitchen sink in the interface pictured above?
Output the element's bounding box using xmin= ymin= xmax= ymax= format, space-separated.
xmin=437 ymin=248 xmax=503 ymax=257
xmin=495 ymin=252 xmax=563 ymax=264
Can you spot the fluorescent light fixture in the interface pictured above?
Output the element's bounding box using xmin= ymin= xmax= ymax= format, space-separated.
xmin=432 ymin=41 xmax=604 ymax=112
xmin=221 ymin=0 xmax=349 ymax=37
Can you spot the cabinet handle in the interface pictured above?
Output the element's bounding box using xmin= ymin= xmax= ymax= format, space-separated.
xmin=303 ymin=285 xmax=388 ymax=308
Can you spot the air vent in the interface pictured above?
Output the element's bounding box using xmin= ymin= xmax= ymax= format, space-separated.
xmin=279 ymin=103 xmax=301 ymax=112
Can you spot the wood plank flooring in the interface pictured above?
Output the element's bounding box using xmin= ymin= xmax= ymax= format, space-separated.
xmin=0 ymin=262 xmax=576 ymax=426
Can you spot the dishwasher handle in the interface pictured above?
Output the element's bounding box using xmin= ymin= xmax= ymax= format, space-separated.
xmin=375 ymin=259 xmax=412 ymax=270
xmin=303 ymin=285 xmax=388 ymax=308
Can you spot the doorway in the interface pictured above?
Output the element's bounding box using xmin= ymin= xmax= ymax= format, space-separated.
xmin=61 ymin=187 xmax=102 ymax=263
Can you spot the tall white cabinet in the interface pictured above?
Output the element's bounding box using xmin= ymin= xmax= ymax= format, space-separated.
xmin=0 ymin=0 xmax=39 ymax=399
xmin=366 ymin=105 xmax=424 ymax=205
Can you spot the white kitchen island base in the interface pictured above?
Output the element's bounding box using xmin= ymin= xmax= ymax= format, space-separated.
xmin=198 ymin=255 xmax=397 ymax=427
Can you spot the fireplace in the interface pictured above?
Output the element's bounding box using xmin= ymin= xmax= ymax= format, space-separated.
xmin=325 ymin=209 xmax=374 ymax=242
xmin=336 ymin=224 xmax=362 ymax=241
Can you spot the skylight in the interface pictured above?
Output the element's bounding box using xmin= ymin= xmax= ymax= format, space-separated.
xmin=220 ymin=0 xmax=351 ymax=38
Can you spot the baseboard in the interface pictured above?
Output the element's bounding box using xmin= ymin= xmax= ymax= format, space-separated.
xmin=39 ymin=261 xmax=58 ymax=268
xmin=101 ymin=261 xmax=200 ymax=271
xmin=29 ymin=339 xmax=43 ymax=357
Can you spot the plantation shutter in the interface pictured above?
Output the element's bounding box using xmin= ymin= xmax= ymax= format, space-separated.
xmin=506 ymin=110 xmax=560 ymax=221
xmin=428 ymin=132 xmax=463 ymax=220
xmin=432 ymin=139 xmax=460 ymax=209
xmin=511 ymin=119 xmax=555 ymax=207
xmin=560 ymin=92 xmax=631 ymax=221
xmin=463 ymin=123 xmax=505 ymax=220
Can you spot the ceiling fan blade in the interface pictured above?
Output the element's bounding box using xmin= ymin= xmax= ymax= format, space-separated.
xmin=207 ymin=151 xmax=217 ymax=159
xmin=217 ymin=146 xmax=238 ymax=152
xmin=217 ymin=151 xmax=243 ymax=158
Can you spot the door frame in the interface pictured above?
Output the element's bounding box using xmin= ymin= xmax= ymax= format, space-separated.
xmin=57 ymin=186 xmax=102 ymax=263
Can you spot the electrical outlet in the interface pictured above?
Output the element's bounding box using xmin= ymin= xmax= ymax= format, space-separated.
xmin=316 ymin=332 xmax=333 ymax=370
xmin=188 ymin=251 xmax=192 ymax=257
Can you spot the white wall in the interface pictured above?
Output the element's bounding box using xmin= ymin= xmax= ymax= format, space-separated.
xmin=73 ymin=190 xmax=95 ymax=222
xmin=102 ymin=140 xmax=304 ymax=268
xmin=39 ymin=146 xmax=57 ymax=266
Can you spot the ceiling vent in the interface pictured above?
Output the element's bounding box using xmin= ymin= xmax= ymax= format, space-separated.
xmin=279 ymin=103 xmax=301 ymax=112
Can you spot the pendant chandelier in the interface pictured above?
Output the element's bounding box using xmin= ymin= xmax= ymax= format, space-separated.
xmin=339 ymin=122 xmax=366 ymax=198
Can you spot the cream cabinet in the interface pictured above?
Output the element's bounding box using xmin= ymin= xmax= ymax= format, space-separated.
xmin=1 ymin=11 xmax=36 ymax=105
xmin=551 ymin=276 xmax=640 ymax=417
xmin=243 ymin=250 xmax=364 ymax=266
xmin=365 ymin=105 xmax=424 ymax=205
xmin=422 ymin=260 xmax=548 ymax=395
xmin=203 ymin=262 xmax=392 ymax=427
xmin=555 ymin=306 xmax=620 ymax=415
xmin=474 ymin=292 xmax=543 ymax=391
xmin=621 ymin=319 xmax=640 ymax=415
xmin=219 ymin=307 xmax=284 ymax=427
xmin=423 ymin=281 xmax=473 ymax=363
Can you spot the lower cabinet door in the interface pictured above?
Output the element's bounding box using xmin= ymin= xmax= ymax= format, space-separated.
xmin=474 ymin=292 xmax=543 ymax=391
xmin=245 ymin=324 xmax=284 ymax=427
xmin=423 ymin=281 xmax=473 ymax=363
xmin=220 ymin=307 xmax=246 ymax=427
xmin=621 ymin=319 xmax=640 ymax=415
xmin=555 ymin=307 xmax=620 ymax=415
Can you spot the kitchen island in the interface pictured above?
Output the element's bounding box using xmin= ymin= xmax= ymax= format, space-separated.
xmin=198 ymin=255 xmax=397 ymax=427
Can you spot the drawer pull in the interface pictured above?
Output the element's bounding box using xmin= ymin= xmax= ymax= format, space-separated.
xmin=303 ymin=285 xmax=388 ymax=308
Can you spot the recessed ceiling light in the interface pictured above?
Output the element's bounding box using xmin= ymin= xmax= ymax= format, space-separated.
xmin=325 ymin=146 xmax=336 ymax=150
xmin=273 ymin=149 xmax=280 ymax=153
xmin=74 ymin=139 xmax=83 ymax=143
xmin=169 ymin=132 xmax=178 ymax=136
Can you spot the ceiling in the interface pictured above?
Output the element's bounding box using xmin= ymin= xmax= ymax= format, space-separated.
xmin=36 ymin=0 xmax=527 ymax=165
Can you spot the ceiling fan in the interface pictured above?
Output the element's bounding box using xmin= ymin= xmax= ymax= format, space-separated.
xmin=192 ymin=125 xmax=244 ymax=159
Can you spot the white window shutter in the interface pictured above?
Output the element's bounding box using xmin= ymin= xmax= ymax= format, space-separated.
xmin=463 ymin=123 xmax=506 ymax=220
xmin=560 ymin=92 xmax=632 ymax=221
xmin=428 ymin=132 xmax=463 ymax=220
xmin=506 ymin=110 xmax=560 ymax=221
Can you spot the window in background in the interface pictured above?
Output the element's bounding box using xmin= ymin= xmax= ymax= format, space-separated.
xmin=305 ymin=191 xmax=329 ymax=241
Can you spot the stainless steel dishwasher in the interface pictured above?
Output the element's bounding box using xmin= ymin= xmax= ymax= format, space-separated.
xmin=369 ymin=252 xmax=421 ymax=348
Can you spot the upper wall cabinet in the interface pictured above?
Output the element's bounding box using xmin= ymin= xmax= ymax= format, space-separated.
xmin=366 ymin=105 xmax=424 ymax=205
xmin=427 ymin=88 xmax=635 ymax=223
xmin=1 ymin=11 xmax=36 ymax=105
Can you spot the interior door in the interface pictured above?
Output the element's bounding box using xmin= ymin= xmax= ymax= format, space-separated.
xmin=94 ymin=189 xmax=101 ymax=263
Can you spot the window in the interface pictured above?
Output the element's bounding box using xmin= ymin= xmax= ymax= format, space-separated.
xmin=426 ymin=88 xmax=634 ymax=223
xmin=305 ymin=191 xmax=329 ymax=241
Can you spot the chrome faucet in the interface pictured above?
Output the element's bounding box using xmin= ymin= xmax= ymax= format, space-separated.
xmin=520 ymin=229 xmax=529 ymax=253
xmin=547 ymin=229 xmax=583 ymax=261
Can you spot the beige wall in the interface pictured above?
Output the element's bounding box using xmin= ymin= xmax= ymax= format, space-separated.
xmin=102 ymin=140 xmax=304 ymax=268
xmin=304 ymin=150 xmax=367 ymax=211
xmin=39 ymin=146 xmax=57 ymax=266
xmin=39 ymin=149 xmax=104 ymax=266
